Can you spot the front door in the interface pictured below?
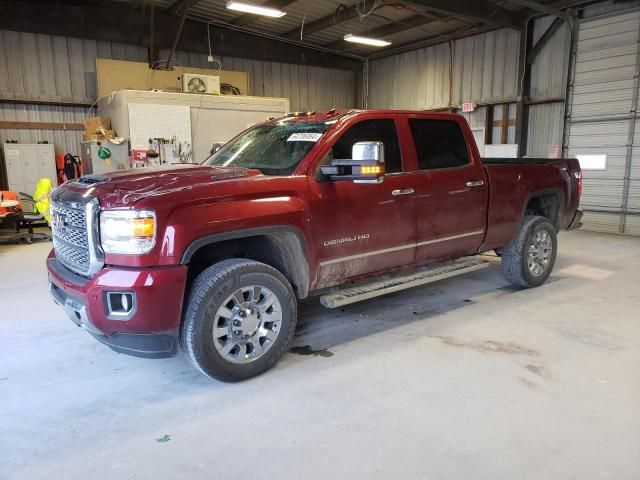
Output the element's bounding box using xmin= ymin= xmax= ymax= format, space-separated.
xmin=309 ymin=118 xmax=418 ymax=288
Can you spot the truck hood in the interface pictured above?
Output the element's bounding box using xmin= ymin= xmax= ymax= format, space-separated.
xmin=69 ymin=164 xmax=262 ymax=208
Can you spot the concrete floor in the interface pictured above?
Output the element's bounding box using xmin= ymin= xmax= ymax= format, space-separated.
xmin=1 ymin=230 xmax=639 ymax=479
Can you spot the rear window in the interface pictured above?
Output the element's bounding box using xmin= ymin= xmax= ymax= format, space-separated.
xmin=409 ymin=119 xmax=470 ymax=170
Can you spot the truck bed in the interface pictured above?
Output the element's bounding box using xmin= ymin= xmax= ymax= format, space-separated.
xmin=480 ymin=156 xmax=582 ymax=252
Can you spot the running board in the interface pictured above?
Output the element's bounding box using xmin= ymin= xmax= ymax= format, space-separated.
xmin=320 ymin=258 xmax=489 ymax=308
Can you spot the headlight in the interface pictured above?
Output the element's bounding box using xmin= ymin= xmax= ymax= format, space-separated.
xmin=100 ymin=210 xmax=156 ymax=254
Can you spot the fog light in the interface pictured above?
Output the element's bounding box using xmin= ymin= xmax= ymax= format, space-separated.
xmin=106 ymin=292 xmax=135 ymax=317
xmin=121 ymin=294 xmax=129 ymax=312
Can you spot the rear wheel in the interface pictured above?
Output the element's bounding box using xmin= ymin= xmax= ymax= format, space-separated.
xmin=181 ymin=259 xmax=297 ymax=382
xmin=501 ymin=215 xmax=557 ymax=288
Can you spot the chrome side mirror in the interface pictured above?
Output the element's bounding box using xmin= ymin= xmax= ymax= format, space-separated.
xmin=320 ymin=141 xmax=385 ymax=184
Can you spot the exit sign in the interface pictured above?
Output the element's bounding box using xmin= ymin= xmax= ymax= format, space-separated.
xmin=462 ymin=102 xmax=475 ymax=113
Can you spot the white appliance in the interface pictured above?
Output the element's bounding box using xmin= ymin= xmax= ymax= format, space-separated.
xmin=3 ymin=143 xmax=56 ymax=204
xmin=97 ymin=90 xmax=289 ymax=162
xmin=181 ymin=74 xmax=221 ymax=95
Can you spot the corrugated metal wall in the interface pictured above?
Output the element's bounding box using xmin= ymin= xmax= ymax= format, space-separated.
xmin=565 ymin=9 xmax=640 ymax=235
xmin=368 ymin=28 xmax=521 ymax=111
xmin=0 ymin=29 xmax=356 ymax=109
xmin=0 ymin=29 xmax=356 ymax=177
xmin=367 ymin=21 xmax=572 ymax=159
xmin=167 ymin=49 xmax=356 ymax=112
xmin=527 ymin=16 xmax=571 ymax=157
xmin=0 ymin=104 xmax=86 ymax=157
xmin=0 ymin=30 xmax=150 ymax=163
xmin=0 ymin=30 xmax=149 ymax=104
xmin=582 ymin=0 xmax=640 ymax=18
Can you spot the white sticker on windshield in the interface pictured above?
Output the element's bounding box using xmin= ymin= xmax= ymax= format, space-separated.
xmin=287 ymin=132 xmax=323 ymax=142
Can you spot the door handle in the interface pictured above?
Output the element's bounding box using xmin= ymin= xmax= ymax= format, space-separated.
xmin=466 ymin=180 xmax=485 ymax=187
xmin=392 ymin=188 xmax=415 ymax=196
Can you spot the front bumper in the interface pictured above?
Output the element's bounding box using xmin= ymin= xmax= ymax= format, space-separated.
xmin=567 ymin=208 xmax=583 ymax=230
xmin=47 ymin=254 xmax=188 ymax=359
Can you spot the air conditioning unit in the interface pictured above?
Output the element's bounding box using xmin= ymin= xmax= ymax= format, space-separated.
xmin=181 ymin=74 xmax=221 ymax=95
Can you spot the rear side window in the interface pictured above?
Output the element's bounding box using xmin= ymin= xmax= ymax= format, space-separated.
xmin=409 ymin=119 xmax=470 ymax=170
xmin=331 ymin=119 xmax=403 ymax=173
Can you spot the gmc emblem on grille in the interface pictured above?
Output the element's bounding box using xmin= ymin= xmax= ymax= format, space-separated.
xmin=52 ymin=212 xmax=67 ymax=230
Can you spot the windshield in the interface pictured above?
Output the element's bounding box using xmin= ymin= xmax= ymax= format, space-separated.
xmin=203 ymin=121 xmax=330 ymax=175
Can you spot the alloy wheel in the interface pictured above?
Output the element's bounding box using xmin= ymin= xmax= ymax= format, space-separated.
xmin=212 ymin=285 xmax=282 ymax=364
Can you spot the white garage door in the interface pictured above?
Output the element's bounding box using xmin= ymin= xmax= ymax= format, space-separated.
xmin=565 ymin=9 xmax=640 ymax=235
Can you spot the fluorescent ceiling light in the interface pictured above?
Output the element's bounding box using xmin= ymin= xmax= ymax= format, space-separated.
xmin=226 ymin=1 xmax=287 ymax=17
xmin=344 ymin=34 xmax=391 ymax=47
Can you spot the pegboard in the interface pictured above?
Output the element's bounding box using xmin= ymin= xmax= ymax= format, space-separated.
xmin=128 ymin=103 xmax=192 ymax=149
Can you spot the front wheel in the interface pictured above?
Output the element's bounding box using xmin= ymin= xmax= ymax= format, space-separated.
xmin=501 ymin=215 xmax=557 ymax=288
xmin=181 ymin=259 xmax=297 ymax=382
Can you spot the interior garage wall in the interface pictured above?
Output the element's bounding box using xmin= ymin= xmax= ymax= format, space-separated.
xmin=564 ymin=8 xmax=640 ymax=236
xmin=0 ymin=32 xmax=151 ymax=167
xmin=368 ymin=28 xmax=521 ymax=111
xmin=0 ymin=29 xmax=356 ymax=110
xmin=526 ymin=16 xmax=571 ymax=157
xmin=367 ymin=22 xmax=572 ymax=159
xmin=0 ymin=28 xmax=356 ymax=180
xmin=164 ymin=49 xmax=356 ymax=113
xmin=0 ymin=104 xmax=86 ymax=156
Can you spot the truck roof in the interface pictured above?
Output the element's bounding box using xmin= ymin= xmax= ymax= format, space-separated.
xmin=270 ymin=109 xmax=464 ymax=124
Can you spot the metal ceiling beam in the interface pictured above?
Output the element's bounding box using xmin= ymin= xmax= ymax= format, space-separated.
xmin=283 ymin=3 xmax=381 ymax=40
xmin=323 ymin=14 xmax=439 ymax=50
xmin=515 ymin=18 xmax=532 ymax=157
xmin=367 ymin=23 xmax=499 ymax=59
xmin=0 ymin=1 xmax=363 ymax=71
xmin=165 ymin=0 xmax=190 ymax=68
xmin=504 ymin=0 xmax=572 ymax=21
xmin=407 ymin=0 xmax=522 ymax=28
xmin=167 ymin=0 xmax=203 ymax=16
xmin=526 ymin=16 xmax=564 ymax=63
xmin=231 ymin=0 xmax=298 ymax=26
xmin=549 ymin=0 xmax=599 ymax=8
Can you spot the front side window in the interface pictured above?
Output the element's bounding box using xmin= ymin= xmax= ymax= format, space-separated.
xmin=327 ymin=119 xmax=403 ymax=174
xmin=410 ymin=119 xmax=470 ymax=170
xmin=204 ymin=121 xmax=329 ymax=175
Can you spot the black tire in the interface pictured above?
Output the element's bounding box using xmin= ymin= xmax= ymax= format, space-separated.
xmin=181 ymin=259 xmax=297 ymax=382
xmin=501 ymin=215 xmax=557 ymax=288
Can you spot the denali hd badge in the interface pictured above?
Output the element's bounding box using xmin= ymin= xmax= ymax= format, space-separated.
xmin=212 ymin=171 xmax=247 ymax=180
xmin=323 ymin=234 xmax=370 ymax=247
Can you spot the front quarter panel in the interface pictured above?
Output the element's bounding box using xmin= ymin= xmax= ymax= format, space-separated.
xmin=151 ymin=175 xmax=315 ymax=268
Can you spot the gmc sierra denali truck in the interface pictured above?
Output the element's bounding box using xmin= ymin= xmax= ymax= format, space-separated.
xmin=47 ymin=110 xmax=583 ymax=381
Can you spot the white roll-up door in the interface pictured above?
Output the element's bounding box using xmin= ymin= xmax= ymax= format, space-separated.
xmin=565 ymin=9 xmax=640 ymax=235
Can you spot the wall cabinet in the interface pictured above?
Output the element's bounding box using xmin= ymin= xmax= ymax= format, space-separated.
xmin=2 ymin=144 xmax=56 ymax=199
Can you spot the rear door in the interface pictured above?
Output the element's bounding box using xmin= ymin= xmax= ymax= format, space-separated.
xmin=405 ymin=116 xmax=488 ymax=262
xmin=308 ymin=117 xmax=417 ymax=288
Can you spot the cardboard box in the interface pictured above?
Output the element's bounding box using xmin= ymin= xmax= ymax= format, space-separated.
xmin=84 ymin=116 xmax=111 ymax=134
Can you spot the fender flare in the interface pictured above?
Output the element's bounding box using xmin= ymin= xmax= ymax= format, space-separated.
xmin=517 ymin=188 xmax=565 ymax=232
xmin=180 ymin=225 xmax=311 ymax=299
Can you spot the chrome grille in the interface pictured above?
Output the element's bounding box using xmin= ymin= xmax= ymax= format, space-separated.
xmin=51 ymin=201 xmax=90 ymax=274
xmin=50 ymin=195 xmax=103 ymax=276
xmin=53 ymin=237 xmax=90 ymax=268
xmin=51 ymin=203 xmax=87 ymax=249
xmin=52 ymin=203 xmax=86 ymax=229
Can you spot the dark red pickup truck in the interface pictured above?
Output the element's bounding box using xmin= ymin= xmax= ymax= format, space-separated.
xmin=47 ymin=110 xmax=583 ymax=381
